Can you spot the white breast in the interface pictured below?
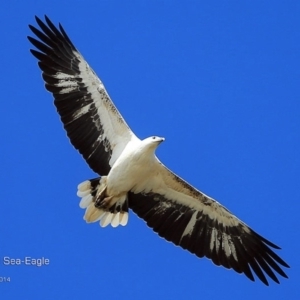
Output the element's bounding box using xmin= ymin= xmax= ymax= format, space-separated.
xmin=106 ymin=139 xmax=159 ymax=195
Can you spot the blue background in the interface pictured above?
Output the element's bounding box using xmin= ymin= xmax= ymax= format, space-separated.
xmin=0 ymin=1 xmax=299 ymax=299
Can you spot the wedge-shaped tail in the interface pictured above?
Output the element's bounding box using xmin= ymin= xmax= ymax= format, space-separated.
xmin=77 ymin=177 xmax=129 ymax=228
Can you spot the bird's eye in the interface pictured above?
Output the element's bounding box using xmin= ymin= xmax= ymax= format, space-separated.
xmin=152 ymin=136 xmax=156 ymax=139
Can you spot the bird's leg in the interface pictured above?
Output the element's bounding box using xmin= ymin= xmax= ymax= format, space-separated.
xmin=94 ymin=186 xmax=114 ymax=209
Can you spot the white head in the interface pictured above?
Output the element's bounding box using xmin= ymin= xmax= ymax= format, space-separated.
xmin=141 ymin=136 xmax=165 ymax=152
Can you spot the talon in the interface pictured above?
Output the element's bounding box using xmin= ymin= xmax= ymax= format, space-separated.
xmin=95 ymin=195 xmax=113 ymax=208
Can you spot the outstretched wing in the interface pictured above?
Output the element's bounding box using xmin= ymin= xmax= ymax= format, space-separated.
xmin=129 ymin=162 xmax=289 ymax=285
xmin=28 ymin=16 xmax=137 ymax=175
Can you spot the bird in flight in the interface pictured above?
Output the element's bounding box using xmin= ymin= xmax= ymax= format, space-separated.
xmin=28 ymin=15 xmax=289 ymax=285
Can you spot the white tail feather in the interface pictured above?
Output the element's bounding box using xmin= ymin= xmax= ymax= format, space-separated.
xmin=78 ymin=180 xmax=91 ymax=191
xmin=111 ymin=212 xmax=121 ymax=228
xmin=77 ymin=189 xmax=91 ymax=198
xmin=79 ymin=194 xmax=93 ymax=208
xmin=100 ymin=213 xmax=114 ymax=227
xmin=84 ymin=204 xmax=103 ymax=222
xmin=119 ymin=212 xmax=128 ymax=226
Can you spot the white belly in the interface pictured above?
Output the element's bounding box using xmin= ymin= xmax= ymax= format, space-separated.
xmin=106 ymin=140 xmax=159 ymax=195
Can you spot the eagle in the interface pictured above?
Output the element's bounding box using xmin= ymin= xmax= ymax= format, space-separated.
xmin=28 ymin=15 xmax=289 ymax=285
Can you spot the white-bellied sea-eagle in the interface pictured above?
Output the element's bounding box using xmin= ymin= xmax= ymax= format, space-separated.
xmin=28 ymin=16 xmax=289 ymax=285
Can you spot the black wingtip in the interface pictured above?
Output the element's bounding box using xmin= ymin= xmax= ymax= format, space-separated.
xmin=44 ymin=15 xmax=56 ymax=31
xmin=282 ymin=261 xmax=290 ymax=269
xmin=44 ymin=15 xmax=50 ymax=23
xmin=35 ymin=15 xmax=42 ymax=24
xmin=32 ymin=15 xmax=77 ymax=51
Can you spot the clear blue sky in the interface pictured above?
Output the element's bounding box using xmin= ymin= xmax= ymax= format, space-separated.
xmin=0 ymin=1 xmax=299 ymax=299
